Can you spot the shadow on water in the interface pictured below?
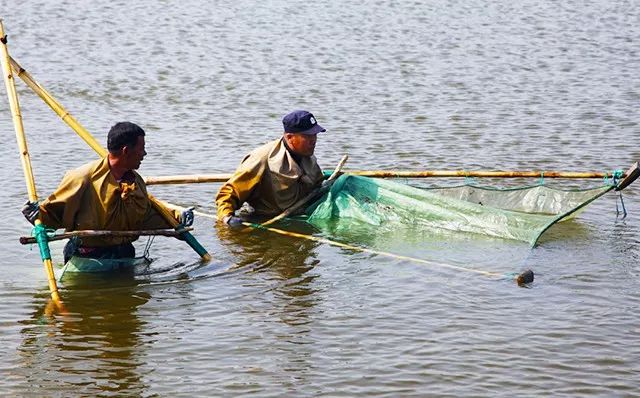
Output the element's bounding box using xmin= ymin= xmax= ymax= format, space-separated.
xmin=14 ymin=250 xmax=220 ymax=396
xmin=18 ymin=287 xmax=151 ymax=395
xmin=55 ymin=254 xmax=230 ymax=289
xmin=213 ymin=221 xmax=325 ymax=379
xmin=534 ymin=218 xmax=595 ymax=246
xmin=609 ymin=218 xmax=640 ymax=277
xmin=215 ymin=221 xmax=322 ymax=299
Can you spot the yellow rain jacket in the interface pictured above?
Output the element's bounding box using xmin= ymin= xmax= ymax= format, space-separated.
xmin=39 ymin=157 xmax=178 ymax=247
xmin=216 ymin=138 xmax=324 ymax=220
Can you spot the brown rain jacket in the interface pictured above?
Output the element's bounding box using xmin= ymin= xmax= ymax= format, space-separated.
xmin=38 ymin=157 xmax=178 ymax=247
xmin=215 ymin=138 xmax=324 ymax=220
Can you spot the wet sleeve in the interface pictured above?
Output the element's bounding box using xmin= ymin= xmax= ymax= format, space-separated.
xmin=215 ymin=154 xmax=266 ymax=221
xmin=140 ymin=205 xmax=178 ymax=230
xmin=38 ymin=171 xmax=88 ymax=230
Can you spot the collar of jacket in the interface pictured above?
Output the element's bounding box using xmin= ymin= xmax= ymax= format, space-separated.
xmin=281 ymin=137 xmax=304 ymax=165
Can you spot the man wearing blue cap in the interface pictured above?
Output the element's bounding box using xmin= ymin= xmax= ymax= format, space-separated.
xmin=216 ymin=110 xmax=326 ymax=225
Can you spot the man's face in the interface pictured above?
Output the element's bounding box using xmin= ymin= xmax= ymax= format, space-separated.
xmin=124 ymin=135 xmax=147 ymax=170
xmin=285 ymin=132 xmax=317 ymax=157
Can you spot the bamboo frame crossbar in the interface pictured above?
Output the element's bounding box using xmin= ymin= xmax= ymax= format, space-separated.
xmin=19 ymin=227 xmax=193 ymax=245
xmin=9 ymin=56 xmax=211 ymax=262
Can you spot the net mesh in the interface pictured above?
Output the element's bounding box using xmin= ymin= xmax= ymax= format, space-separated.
xmin=304 ymin=175 xmax=613 ymax=246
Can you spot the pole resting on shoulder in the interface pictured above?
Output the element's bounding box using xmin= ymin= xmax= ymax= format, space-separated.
xmin=260 ymin=154 xmax=348 ymax=227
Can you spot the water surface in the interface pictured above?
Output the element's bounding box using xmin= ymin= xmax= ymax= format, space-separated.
xmin=1 ymin=1 xmax=639 ymax=396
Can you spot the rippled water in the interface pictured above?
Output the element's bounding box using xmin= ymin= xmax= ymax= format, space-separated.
xmin=1 ymin=0 xmax=639 ymax=396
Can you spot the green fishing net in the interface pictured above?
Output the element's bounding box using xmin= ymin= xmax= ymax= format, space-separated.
xmin=304 ymin=175 xmax=613 ymax=246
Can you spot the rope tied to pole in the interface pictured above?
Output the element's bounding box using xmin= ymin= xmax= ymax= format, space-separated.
xmin=31 ymin=223 xmax=56 ymax=239
xmin=611 ymin=169 xmax=624 ymax=186
xmin=603 ymin=169 xmax=623 ymax=186
xmin=616 ymin=192 xmax=627 ymax=219
xmin=603 ymin=170 xmax=628 ymax=219
xmin=463 ymin=170 xmax=476 ymax=186
xmin=32 ymin=224 xmax=53 ymax=260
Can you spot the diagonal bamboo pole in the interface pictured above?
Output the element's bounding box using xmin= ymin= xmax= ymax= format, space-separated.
xmin=0 ymin=20 xmax=62 ymax=304
xmin=9 ymin=56 xmax=211 ymax=261
xmin=260 ymin=154 xmax=348 ymax=227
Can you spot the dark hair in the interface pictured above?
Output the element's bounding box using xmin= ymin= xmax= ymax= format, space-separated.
xmin=107 ymin=122 xmax=145 ymax=153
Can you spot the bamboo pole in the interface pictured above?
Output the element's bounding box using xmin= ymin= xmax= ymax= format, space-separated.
xmin=260 ymin=154 xmax=348 ymax=227
xmin=9 ymin=56 xmax=211 ymax=261
xmin=19 ymin=227 xmax=193 ymax=245
xmin=142 ymin=169 xmax=627 ymax=185
xmin=346 ymin=170 xmax=623 ymax=179
xmin=145 ymin=173 xmax=231 ymax=185
xmin=0 ymin=20 xmax=62 ymax=304
xmin=9 ymin=57 xmax=106 ymax=156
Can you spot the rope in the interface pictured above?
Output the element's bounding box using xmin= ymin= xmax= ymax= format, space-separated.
xmin=188 ymin=211 xmax=530 ymax=285
xmin=249 ymin=222 xmax=501 ymax=277
xmin=31 ymin=223 xmax=56 ymax=239
xmin=616 ymin=191 xmax=627 ymax=219
xmin=539 ymin=171 xmax=544 ymax=186
xmin=463 ymin=170 xmax=477 ymax=186
xmin=143 ymin=235 xmax=155 ymax=259
xmin=604 ymin=170 xmax=624 ymax=186
xmin=612 ymin=169 xmax=624 ymax=187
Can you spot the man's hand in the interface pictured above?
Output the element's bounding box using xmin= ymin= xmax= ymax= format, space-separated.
xmin=21 ymin=200 xmax=39 ymax=225
xmin=222 ymin=215 xmax=244 ymax=227
xmin=320 ymin=179 xmax=333 ymax=189
xmin=179 ymin=206 xmax=195 ymax=227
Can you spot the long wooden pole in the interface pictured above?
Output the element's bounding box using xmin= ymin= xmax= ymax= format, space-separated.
xmin=347 ymin=170 xmax=623 ymax=179
xmin=142 ymin=169 xmax=627 ymax=185
xmin=19 ymin=227 xmax=193 ymax=245
xmin=9 ymin=56 xmax=211 ymax=261
xmin=0 ymin=20 xmax=62 ymax=303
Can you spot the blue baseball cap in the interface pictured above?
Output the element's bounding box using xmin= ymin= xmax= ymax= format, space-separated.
xmin=282 ymin=110 xmax=326 ymax=135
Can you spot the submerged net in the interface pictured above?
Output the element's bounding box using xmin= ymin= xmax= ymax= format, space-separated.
xmin=303 ymin=175 xmax=614 ymax=247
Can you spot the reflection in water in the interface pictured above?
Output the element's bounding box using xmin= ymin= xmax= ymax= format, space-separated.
xmin=216 ymin=221 xmax=321 ymax=377
xmin=18 ymin=285 xmax=150 ymax=396
xmin=216 ymin=221 xmax=322 ymax=299
xmin=609 ymin=219 xmax=640 ymax=277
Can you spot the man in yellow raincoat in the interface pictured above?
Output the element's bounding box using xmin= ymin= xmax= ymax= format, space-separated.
xmin=216 ymin=110 xmax=326 ymax=225
xmin=22 ymin=122 xmax=190 ymax=262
